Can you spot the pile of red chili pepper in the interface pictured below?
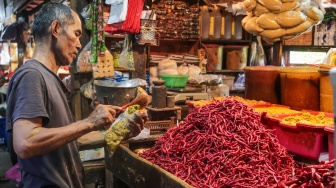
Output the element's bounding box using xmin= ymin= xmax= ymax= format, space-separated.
xmin=140 ymin=97 xmax=299 ymax=187
xmin=280 ymin=159 xmax=335 ymax=188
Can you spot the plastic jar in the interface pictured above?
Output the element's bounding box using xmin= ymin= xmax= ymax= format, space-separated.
xmin=224 ymin=45 xmax=249 ymax=70
xmin=319 ymin=69 xmax=333 ymax=112
xmin=211 ymin=6 xmax=221 ymax=40
xmin=200 ymin=6 xmax=210 ymax=40
xmin=224 ymin=12 xmax=232 ymax=39
xmin=244 ymin=66 xmax=281 ymax=104
xmin=280 ymin=67 xmax=320 ymax=111
xmin=233 ymin=15 xmax=243 ymax=40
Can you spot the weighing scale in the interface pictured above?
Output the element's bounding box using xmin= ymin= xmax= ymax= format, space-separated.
xmin=166 ymin=86 xmax=208 ymax=104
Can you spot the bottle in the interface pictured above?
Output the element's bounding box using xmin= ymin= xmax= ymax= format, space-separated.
xmin=200 ymin=6 xmax=210 ymax=40
xmin=213 ymin=6 xmax=222 ymax=40
xmin=224 ymin=12 xmax=232 ymax=39
xmin=209 ymin=7 xmax=214 ymax=39
xmin=220 ymin=9 xmax=226 ymax=39
xmin=234 ymin=15 xmax=243 ymax=40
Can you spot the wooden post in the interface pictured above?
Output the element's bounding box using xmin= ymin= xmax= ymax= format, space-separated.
xmin=131 ymin=45 xmax=147 ymax=80
xmin=272 ymin=41 xmax=283 ymax=66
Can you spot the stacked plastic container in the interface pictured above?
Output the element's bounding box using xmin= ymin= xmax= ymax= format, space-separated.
xmin=260 ymin=107 xmax=332 ymax=160
xmin=329 ymin=68 xmax=336 ymax=161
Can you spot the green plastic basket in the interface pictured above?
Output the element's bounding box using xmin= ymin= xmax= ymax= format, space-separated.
xmin=160 ymin=74 xmax=189 ymax=88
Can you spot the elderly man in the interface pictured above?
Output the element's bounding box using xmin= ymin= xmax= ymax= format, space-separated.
xmin=6 ymin=2 xmax=144 ymax=187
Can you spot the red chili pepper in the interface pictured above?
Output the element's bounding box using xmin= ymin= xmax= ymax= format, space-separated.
xmin=139 ymin=97 xmax=299 ymax=187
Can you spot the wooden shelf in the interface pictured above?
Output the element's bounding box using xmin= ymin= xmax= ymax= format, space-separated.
xmin=283 ymin=45 xmax=332 ymax=52
xmin=104 ymin=32 xmax=126 ymax=39
xmin=159 ymin=38 xmax=199 ymax=42
xmin=208 ymin=70 xmax=244 ymax=73
xmin=114 ymin=67 xmax=131 ymax=72
xmin=201 ymin=39 xmax=251 ymax=45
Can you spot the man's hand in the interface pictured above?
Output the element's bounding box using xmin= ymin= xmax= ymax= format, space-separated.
xmin=87 ymin=104 xmax=121 ymax=131
xmin=125 ymin=111 xmax=148 ymax=139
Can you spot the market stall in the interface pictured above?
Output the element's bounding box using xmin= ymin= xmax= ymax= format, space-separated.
xmin=1 ymin=0 xmax=335 ymax=187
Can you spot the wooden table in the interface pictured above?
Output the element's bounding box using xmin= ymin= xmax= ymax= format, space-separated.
xmin=105 ymin=145 xmax=193 ymax=188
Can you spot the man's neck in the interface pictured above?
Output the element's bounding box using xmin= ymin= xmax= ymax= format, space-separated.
xmin=32 ymin=45 xmax=59 ymax=74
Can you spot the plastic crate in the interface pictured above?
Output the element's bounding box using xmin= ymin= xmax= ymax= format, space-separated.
xmin=263 ymin=114 xmax=291 ymax=135
xmin=253 ymin=104 xmax=301 ymax=116
xmin=261 ymin=107 xmax=302 ymax=133
xmin=145 ymin=120 xmax=174 ymax=134
xmin=324 ymin=126 xmax=334 ymax=160
xmin=330 ymin=68 xmax=336 ymax=162
xmin=265 ymin=113 xmax=329 ymax=160
xmin=293 ymin=123 xmax=328 ymax=160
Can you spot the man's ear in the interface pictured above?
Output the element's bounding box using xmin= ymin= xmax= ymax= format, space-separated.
xmin=50 ymin=20 xmax=61 ymax=38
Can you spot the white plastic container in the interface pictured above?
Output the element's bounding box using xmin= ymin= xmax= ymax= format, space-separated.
xmin=207 ymin=84 xmax=229 ymax=99
xmin=222 ymin=76 xmax=235 ymax=90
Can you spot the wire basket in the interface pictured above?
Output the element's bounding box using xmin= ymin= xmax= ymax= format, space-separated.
xmin=137 ymin=19 xmax=159 ymax=46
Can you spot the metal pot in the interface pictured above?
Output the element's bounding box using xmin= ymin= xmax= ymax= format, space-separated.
xmin=94 ymin=80 xmax=138 ymax=106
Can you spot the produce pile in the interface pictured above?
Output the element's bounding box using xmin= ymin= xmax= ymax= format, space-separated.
xmin=189 ymin=96 xmax=269 ymax=108
xmin=140 ymin=97 xmax=298 ymax=187
xmin=241 ymin=0 xmax=325 ymax=43
xmin=281 ymin=112 xmax=334 ymax=126
xmin=280 ymin=159 xmax=335 ymax=187
xmin=253 ymin=106 xmax=300 ymax=115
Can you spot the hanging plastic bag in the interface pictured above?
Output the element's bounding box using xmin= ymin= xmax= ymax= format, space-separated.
xmin=322 ymin=48 xmax=336 ymax=66
xmin=0 ymin=43 xmax=10 ymax=65
xmin=118 ymin=35 xmax=134 ymax=70
xmin=77 ymin=41 xmax=93 ymax=72
xmin=80 ymin=80 xmax=94 ymax=100
xmin=81 ymin=3 xmax=94 ymax=30
xmin=92 ymin=48 xmax=114 ymax=79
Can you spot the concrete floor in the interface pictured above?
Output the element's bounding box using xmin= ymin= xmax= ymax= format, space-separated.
xmin=0 ymin=145 xmax=17 ymax=188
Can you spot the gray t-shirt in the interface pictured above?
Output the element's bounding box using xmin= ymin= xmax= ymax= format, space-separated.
xmin=6 ymin=60 xmax=84 ymax=188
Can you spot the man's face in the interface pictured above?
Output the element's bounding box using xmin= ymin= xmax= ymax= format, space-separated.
xmin=56 ymin=11 xmax=82 ymax=66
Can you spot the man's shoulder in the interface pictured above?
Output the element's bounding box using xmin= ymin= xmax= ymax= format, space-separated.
xmin=13 ymin=60 xmax=43 ymax=77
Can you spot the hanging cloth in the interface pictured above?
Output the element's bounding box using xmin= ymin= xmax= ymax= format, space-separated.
xmin=104 ymin=0 xmax=145 ymax=34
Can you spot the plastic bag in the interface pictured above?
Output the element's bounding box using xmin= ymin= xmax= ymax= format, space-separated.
xmin=130 ymin=127 xmax=150 ymax=140
xmin=62 ymin=75 xmax=72 ymax=92
xmin=80 ymin=80 xmax=94 ymax=100
xmin=77 ymin=41 xmax=92 ymax=72
xmin=0 ymin=43 xmax=10 ymax=65
xmin=118 ymin=35 xmax=134 ymax=70
xmin=104 ymin=105 xmax=147 ymax=152
xmin=177 ymin=64 xmax=189 ymax=75
xmin=322 ymin=48 xmax=336 ymax=66
xmin=81 ymin=3 xmax=93 ymax=30
xmin=92 ymin=49 xmax=114 ymax=79
xmin=234 ymin=74 xmax=245 ymax=89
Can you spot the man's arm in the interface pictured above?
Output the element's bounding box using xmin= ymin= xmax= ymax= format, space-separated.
xmin=13 ymin=117 xmax=94 ymax=159
xmin=13 ymin=104 xmax=119 ymax=159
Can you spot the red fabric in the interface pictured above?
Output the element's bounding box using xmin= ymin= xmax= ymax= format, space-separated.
xmin=104 ymin=0 xmax=145 ymax=34
xmin=5 ymin=163 xmax=22 ymax=187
